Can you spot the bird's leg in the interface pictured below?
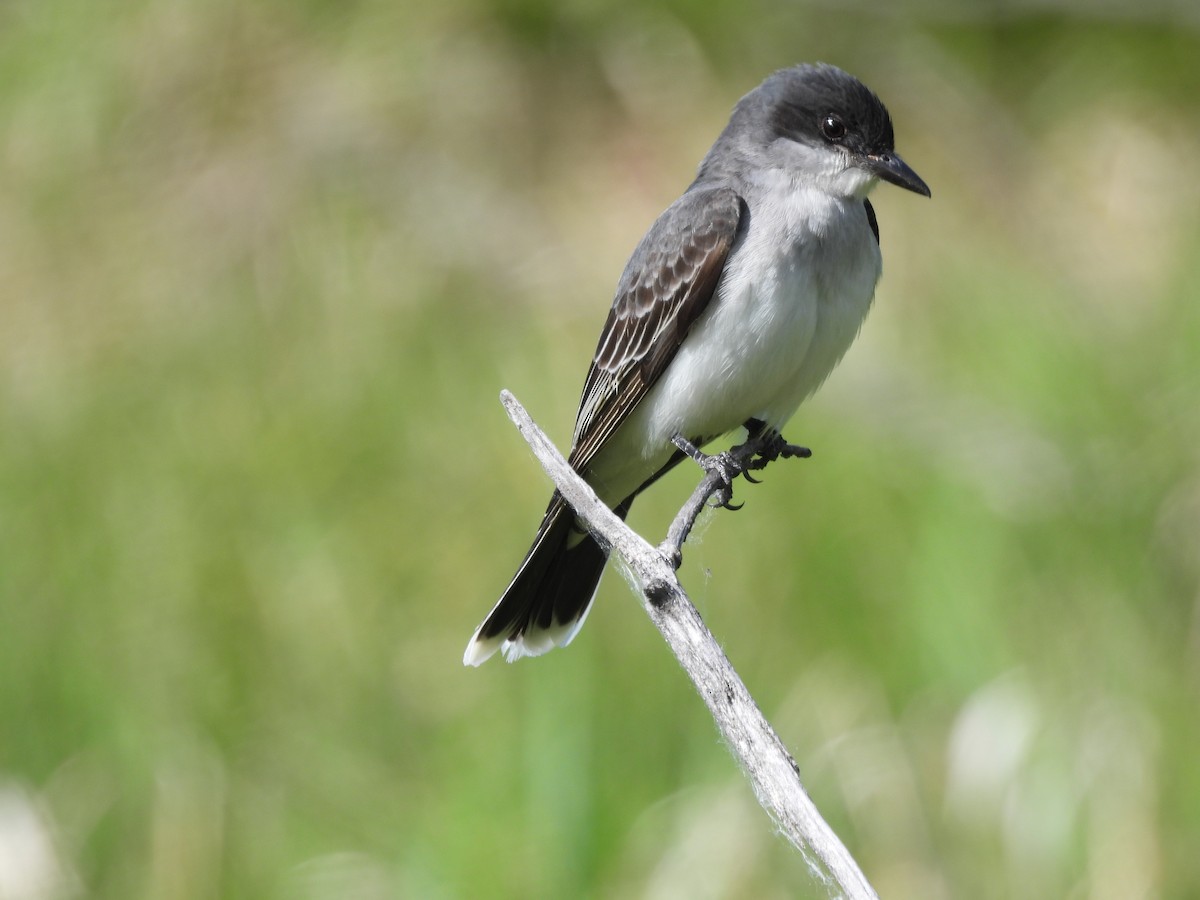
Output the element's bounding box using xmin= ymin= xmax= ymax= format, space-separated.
xmin=670 ymin=433 xmax=745 ymax=510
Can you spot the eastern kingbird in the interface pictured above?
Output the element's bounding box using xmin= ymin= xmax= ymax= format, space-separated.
xmin=464 ymin=63 xmax=929 ymax=666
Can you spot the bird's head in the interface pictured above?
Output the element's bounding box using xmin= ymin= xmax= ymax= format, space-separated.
xmin=710 ymin=63 xmax=931 ymax=202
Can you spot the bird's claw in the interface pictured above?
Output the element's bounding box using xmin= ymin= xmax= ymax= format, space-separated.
xmin=670 ymin=435 xmax=744 ymax=511
xmin=700 ymin=450 xmax=744 ymax=510
xmin=671 ymin=429 xmax=809 ymax=513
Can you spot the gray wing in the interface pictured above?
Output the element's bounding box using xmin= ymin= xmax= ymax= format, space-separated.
xmin=567 ymin=186 xmax=744 ymax=473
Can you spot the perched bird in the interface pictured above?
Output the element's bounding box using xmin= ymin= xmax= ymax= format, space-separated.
xmin=464 ymin=63 xmax=929 ymax=666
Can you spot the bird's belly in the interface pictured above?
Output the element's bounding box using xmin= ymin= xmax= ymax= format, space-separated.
xmin=656 ymin=279 xmax=820 ymax=437
xmin=646 ymin=245 xmax=876 ymax=438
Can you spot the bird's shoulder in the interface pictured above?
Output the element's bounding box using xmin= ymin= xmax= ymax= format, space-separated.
xmin=612 ymin=185 xmax=746 ymax=298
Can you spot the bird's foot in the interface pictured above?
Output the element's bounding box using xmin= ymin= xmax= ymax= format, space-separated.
xmin=671 ymin=433 xmax=746 ymax=510
xmin=743 ymin=418 xmax=811 ymax=469
xmin=763 ymin=433 xmax=812 ymax=462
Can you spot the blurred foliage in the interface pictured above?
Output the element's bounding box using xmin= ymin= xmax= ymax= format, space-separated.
xmin=0 ymin=0 xmax=1197 ymax=897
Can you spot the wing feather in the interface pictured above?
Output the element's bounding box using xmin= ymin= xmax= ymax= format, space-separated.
xmin=568 ymin=187 xmax=744 ymax=473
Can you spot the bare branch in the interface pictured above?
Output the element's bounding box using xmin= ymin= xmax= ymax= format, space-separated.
xmin=500 ymin=390 xmax=878 ymax=900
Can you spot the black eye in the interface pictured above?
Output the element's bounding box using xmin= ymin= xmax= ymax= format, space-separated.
xmin=820 ymin=114 xmax=846 ymax=141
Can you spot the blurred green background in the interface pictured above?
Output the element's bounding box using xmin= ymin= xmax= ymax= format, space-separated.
xmin=1 ymin=0 xmax=1198 ymax=897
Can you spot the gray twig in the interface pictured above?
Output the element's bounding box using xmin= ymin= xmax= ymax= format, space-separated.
xmin=500 ymin=389 xmax=878 ymax=900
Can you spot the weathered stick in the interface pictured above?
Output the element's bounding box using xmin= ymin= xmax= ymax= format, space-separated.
xmin=500 ymin=389 xmax=878 ymax=900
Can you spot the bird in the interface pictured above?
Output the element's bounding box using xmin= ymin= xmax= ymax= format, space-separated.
xmin=464 ymin=63 xmax=929 ymax=666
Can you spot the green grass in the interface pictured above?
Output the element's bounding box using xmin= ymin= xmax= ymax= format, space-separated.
xmin=0 ymin=2 xmax=1197 ymax=897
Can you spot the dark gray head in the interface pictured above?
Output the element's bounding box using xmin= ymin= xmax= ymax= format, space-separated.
xmin=698 ymin=63 xmax=930 ymax=200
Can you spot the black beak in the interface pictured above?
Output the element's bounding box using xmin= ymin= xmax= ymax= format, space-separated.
xmin=867 ymin=151 xmax=931 ymax=198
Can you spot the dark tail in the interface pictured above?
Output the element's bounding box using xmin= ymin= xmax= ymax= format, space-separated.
xmin=463 ymin=492 xmax=632 ymax=665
